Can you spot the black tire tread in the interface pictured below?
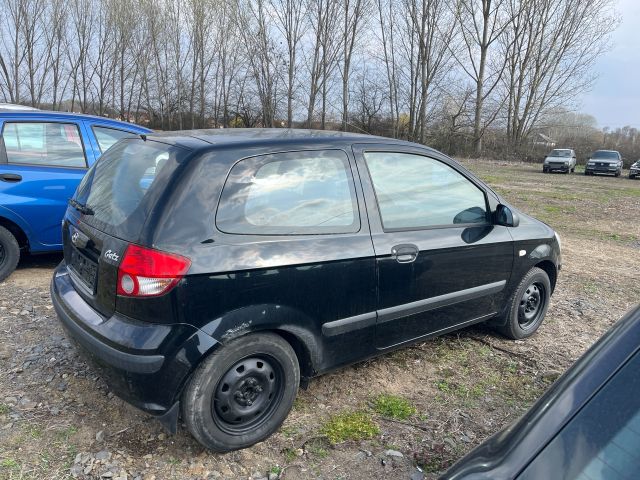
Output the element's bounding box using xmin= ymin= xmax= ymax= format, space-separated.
xmin=0 ymin=225 xmax=20 ymax=282
xmin=182 ymin=332 xmax=299 ymax=452
xmin=497 ymin=267 xmax=550 ymax=340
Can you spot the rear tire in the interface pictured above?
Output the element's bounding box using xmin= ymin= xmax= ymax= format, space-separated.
xmin=182 ymin=332 xmax=300 ymax=452
xmin=0 ymin=226 xmax=20 ymax=282
xmin=496 ymin=267 xmax=551 ymax=340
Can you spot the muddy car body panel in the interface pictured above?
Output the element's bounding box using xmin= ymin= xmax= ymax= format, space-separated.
xmin=51 ymin=129 xmax=561 ymax=450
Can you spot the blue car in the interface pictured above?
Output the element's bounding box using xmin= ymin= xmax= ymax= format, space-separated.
xmin=0 ymin=106 xmax=150 ymax=280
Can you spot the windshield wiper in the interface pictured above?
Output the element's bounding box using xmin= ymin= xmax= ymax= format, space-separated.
xmin=68 ymin=198 xmax=94 ymax=216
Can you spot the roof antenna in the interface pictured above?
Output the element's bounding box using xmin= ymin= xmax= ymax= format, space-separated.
xmin=140 ymin=134 xmax=147 ymax=141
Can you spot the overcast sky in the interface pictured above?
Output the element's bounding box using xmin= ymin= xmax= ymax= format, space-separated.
xmin=580 ymin=0 xmax=640 ymax=129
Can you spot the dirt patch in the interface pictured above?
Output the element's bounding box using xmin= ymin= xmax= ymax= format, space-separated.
xmin=1 ymin=160 xmax=639 ymax=479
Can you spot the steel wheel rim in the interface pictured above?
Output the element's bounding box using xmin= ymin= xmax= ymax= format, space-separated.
xmin=212 ymin=354 xmax=284 ymax=435
xmin=518 ymin=282 xmax=545 ymax=330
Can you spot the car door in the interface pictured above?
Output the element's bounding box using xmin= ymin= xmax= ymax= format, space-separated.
xmin=0 ymin=119 xmax=91 ymax=249
xmin=353 ymin=144 xmax=514 ymax=349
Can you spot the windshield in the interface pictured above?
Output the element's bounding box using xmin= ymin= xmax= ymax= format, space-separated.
xmin=592 ymin=151 xmax=619 ymax=160
xmin=549 ymin=149 xmax=571 ymax=157
xmin=74 ymin=139 xmax=189 ymax=241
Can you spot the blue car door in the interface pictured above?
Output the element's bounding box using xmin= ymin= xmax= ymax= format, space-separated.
xmin=0 ymin=119 xmax=94 ymax=250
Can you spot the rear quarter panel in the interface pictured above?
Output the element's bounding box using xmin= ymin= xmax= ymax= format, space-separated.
xmin=148 ymin=145 xmax=378 ymax=374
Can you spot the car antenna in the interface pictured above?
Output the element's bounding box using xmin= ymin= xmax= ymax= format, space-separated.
xmin=140 ymin=134 xmax=147 ymax=141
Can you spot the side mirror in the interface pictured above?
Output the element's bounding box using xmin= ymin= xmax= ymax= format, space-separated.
xmin=494 ymin=204 xmax=520 ymax=227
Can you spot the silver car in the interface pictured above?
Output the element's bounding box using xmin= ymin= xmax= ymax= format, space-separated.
xmin=542 ymin=149 xmax=576 ymax=174
xmin=585 ymin=150 xmax=623 ymax=177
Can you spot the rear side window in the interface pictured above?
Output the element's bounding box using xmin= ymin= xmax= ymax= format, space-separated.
xmin=364 ymin=152 xmax=488 ymax=230
xmin=92 ymin=126 xmax=135 ymax=153
xmin=216 ymin=150 xmax=359 ymax=235
xmin=74 ymin=139 xmax=187 ymax=240
xmin=2 ymin=121 xmax=86 ymax=167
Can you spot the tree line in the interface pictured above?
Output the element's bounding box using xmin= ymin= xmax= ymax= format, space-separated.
xmin=0 ymin=0 xmax=619 ymax=157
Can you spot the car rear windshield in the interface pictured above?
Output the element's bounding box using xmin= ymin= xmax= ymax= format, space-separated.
xmin=73 ymin=139 xmax=190 ymax=241
xmin=592 ymin=151 xmax=619 ymax=159
xmin=549 ymin=149 xmax=571 ymax=157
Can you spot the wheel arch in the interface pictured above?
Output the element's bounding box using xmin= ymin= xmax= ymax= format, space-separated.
xmin=173 ymin=308 xmax=321 ymax=408
xmin=0 ymin=215 xmax=29 ymax=251
xmin=534 ymin=259 xmax=557 ymax=293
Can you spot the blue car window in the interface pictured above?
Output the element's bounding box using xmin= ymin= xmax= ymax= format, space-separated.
xmin=518 ymin=351 xmax=640 ymax=480
xmin=2 ymin=122 xmax=86 ymax=167
xmin=92 ymin=126 xmax=135 ymax=153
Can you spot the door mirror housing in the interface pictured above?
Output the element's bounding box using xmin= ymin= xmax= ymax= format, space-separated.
xmin=494 ymin=204 xmax=520 ymax=227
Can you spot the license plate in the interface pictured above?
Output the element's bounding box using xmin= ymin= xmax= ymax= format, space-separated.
xmin=69 ymin=248 xmax=98 ymax=291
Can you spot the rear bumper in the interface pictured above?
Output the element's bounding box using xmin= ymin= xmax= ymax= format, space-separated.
xmin=51 ymin=262 xmax=218 ymax=416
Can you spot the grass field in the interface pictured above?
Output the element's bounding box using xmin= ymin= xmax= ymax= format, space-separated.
xmin=1 ymin=159 xmax=639 ymax=479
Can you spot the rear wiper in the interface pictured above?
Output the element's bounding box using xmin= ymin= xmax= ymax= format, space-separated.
xmin=68 ymin=198 xmax=94 ymax=216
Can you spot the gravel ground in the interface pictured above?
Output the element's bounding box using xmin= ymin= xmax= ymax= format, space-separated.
xmin=0 ymin=160 xmax=639 ymax=480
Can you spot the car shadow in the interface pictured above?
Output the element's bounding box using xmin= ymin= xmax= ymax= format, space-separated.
xmin=16 ymin=252 xmax=63 ymax=271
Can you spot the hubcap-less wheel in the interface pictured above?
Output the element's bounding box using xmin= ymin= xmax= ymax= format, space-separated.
xmin=518 ymin=283 xmax=545 ymax=330
xmin=182 ymin=332 xmax=300 ymax=452
xmin=212 ymin=355 xmax=283 ymax=435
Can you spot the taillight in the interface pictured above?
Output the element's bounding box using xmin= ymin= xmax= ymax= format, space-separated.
xmin=116 ymin=244 xmax=191 ymax=297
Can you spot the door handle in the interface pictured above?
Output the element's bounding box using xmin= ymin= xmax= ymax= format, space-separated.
xmin=391 ymin=244 xmax=419 ymax=264
xmin=0 ymin=173 xmax=22 ymax=183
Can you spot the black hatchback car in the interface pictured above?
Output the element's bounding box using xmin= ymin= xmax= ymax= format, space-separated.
xmin=51 ymin=129 xmax=561 ymax=452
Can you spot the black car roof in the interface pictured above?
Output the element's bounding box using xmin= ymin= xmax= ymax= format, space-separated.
xmin=145 ymin=128 xmax=427 ymax=151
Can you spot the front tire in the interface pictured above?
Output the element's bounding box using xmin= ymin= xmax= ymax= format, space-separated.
xmin=496 ymin=267 xmax=551 ymax=340
xmin=182 ymin=332 xmax=300 ymax=452
xmin=0 ymin=226 xmax=20 ymax=282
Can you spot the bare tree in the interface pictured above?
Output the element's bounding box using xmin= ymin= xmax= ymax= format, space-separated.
xmin=502 ymin=0 xmax=616 ymax=145
xmin=270 ymin=0 xmax=307 ymax=127
xmin=339 ymin=0 xmax=368 ymax=130
xmin=238 ymin=0 xmax=282 ymax=127
xmin=68 ymin=0 xmax=96 ymax=112
xmin=45 ymin=0 xmax=70 ymax=110
xmin=376 ymin=0 xmax=401 ymax=136
xmin=305 ymin=0 xmax=342 ymax=128
xmin=454 ymin=0 xmax=512 ymax=155
xmin=403 ymin=0 xmax=458 ymax=142
xmin=351 ymin=69 xmax=386 ymax=133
